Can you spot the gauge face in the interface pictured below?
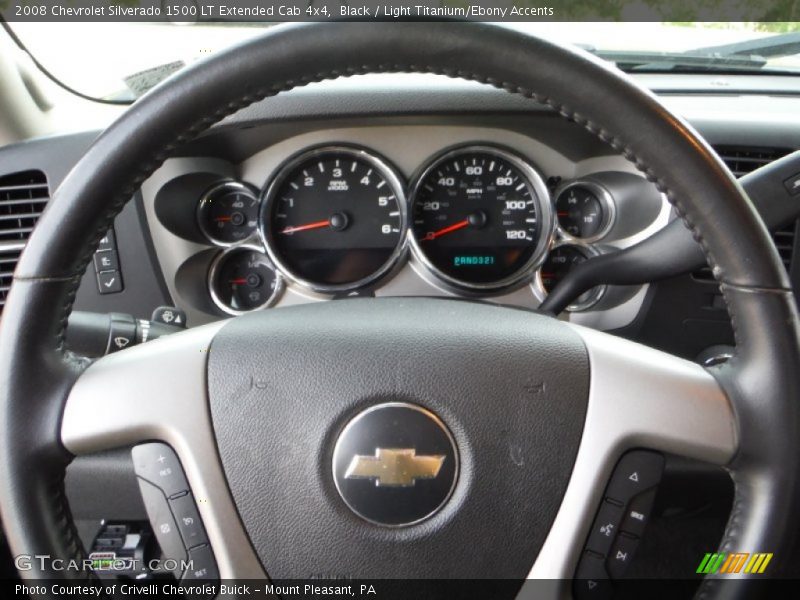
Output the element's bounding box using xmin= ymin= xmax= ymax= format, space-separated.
xmin=539 ymin=244 xmax=603 ymax=311
xmin=198 ymin=182 xmax=259 ymax=245
xmin=410 ymin=147 xmax=552 ymax=291
xmin=261 ymin=147 xmax=406 ymax=292
xmin=555 ymin=183 xmax=612 ymax=241
xmin=209 ymin=247 xmax=282 ymax=314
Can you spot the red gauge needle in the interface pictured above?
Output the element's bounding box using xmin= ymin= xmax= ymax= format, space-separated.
xmin=557 ymin=212 xmax=570 ymax=217
xmin=280 ymin=219 xmax=331 ymax=235
xmin=228 ymin=278 xmax=248 ymax=285
xmin=421 ymin=219 xmax=470 ymax=242
xmin=215 ymin=216 xmax=233 ymax=222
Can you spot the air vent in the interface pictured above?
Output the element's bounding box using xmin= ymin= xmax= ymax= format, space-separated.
xmin=0 ymin=170 xmax=49 ymax=313
xmin=693 ymin=147 xmax=796 ymax=282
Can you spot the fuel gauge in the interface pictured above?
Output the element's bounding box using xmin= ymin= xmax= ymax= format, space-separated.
xmin=209 ymin=246 xmax=283 ymax=315
xmin=536 ymin=243 xmax=605 ymax=312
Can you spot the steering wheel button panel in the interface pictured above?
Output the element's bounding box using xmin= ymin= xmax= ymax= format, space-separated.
xmin=132 ymin=442 xmax=190 ymax=498
xmin=620 ymin=488 xmax=657 ymax=538
xmin=585 ymin=500 xmax=625 ymax=557
xmin=182 ymin=544 xmax=220 ymax=584
xmin=573 ymin=552 xmax=611 ymax=600
xmin=607 ymin=532 xmax=641 ymax=579
xmin=170 ymin=493 xmax=208 ymax=550
xmin=136 ymin=478 xmax=187 ymax=578
xmin=605 ymin=450 xmax=665 ymax=503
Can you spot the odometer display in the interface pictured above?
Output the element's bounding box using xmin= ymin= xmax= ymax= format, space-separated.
xmin=260 ymin=147 xmax=406 ymax=292
xmin=410 ymin=146 xmax=552 ymax=291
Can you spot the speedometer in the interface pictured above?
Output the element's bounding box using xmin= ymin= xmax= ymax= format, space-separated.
xmin=260 ymin=146 xmax=407 ymax=293
xmin=409 ymin=146 xmax=553 ymax=292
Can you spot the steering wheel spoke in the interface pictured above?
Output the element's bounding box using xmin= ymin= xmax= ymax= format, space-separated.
xmin=529 ymin=325 xmax=736 ymax=582
xmin=61 ymin=321 xmax=264 ymax=578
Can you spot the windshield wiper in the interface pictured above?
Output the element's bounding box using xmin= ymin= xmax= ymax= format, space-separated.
xmin=594 ymin=32 xmax=800 ymax=73
xmin=688 ymin=31 xmax=800 ymax=59
xmin=593 ymin=50 xmax=767 ymax=71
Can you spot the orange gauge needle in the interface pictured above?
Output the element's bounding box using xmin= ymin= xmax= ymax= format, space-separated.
xmin=422 ymin=219 xmax=470 ymax=242
xmin=215 ymin=216 xmax=233 ymax=222
xmin=280 ymin=219 xmax=331 ymax=235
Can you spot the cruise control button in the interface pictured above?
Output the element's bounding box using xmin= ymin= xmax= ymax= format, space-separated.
xmin=574 ymin=552 xmax=611 ymax=600
xmin=132 ymin=443 xmax=189 ymax=498
xmin=586 ymin=500 xmax=625 ymax=557
xmin=607 ymin=532 xmax=641 ymax=578
xmin=181 ymin=544 xmax=219 ymax=582
xmin=621 ymin=488 xmax=657 ymax=537
xmin=136 ymin=478 xmax=186 ymax=577
xmin=170 ymin=493 xmax=207 ymax=549
xmin=606 ymin=450 xmax=664 ymax=503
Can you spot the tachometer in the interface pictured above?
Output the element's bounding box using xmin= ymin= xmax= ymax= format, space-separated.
xmin=260 ymin=146 xmax=407 ymax=293
xmin=409 ymin=146 xmax=553 ymax=291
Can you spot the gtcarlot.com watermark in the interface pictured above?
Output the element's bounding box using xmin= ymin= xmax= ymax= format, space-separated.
xmin=14 ymin=554 xmax=192 ymax=573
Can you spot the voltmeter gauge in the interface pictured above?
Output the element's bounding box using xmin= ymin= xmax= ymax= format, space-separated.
xmin=555 ymin=181 xmax=615 ymax=242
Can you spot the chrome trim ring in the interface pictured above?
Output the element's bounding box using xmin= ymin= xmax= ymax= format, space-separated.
xmin=207 ymin=244 xmax=284 ymax=316
xmin=533 ymin=241 xmax=607 ymax=312
xmin=196 ymin=180 xmax=261 ymax=247
xmin=258 ymin=145 xmax=408 ymax=295
xmin=331 ymin=401 xmax=460 ymax=528
xmin=408 ymin=144 xmax=555 ymax=294
xmin=554 ymin=180 xmax=616 ymax=244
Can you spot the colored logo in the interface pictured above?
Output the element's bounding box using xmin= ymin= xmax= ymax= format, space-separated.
xmin=697 ymin=552 xmax=773 ymax=575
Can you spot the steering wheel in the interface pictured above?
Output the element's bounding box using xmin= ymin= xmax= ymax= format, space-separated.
xmin=1 ymin=22 xmax=798 ymax=599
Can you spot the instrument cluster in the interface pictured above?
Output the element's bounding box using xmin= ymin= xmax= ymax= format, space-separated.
xmin=194 ymin=143 xmax=639 ymax=316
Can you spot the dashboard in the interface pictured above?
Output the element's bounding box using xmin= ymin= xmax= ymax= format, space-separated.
xmin=141 ymin=122 xmax=667 ymax=331
xmin=2 ymin=72 xmax=800 ymax=364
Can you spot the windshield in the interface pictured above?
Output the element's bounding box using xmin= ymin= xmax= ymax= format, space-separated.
xmin=6 ymin=21 xmax=800 ymax=103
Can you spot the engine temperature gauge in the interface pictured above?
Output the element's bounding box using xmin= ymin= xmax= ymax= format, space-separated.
xmin=209 ymin=246 xmax=283 ymax=315
xmin=536 ymin=243 xmax=605 ymax=312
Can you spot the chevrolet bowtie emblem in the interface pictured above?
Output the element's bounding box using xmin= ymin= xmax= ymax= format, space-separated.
xmin=344 ymin=448 xmax=446 ymax=487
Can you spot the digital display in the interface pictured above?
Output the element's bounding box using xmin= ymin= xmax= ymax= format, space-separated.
xmin=453 ymin=255 xmax=496 ymax=267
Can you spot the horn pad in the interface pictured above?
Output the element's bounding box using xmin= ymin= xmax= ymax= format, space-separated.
xmin=208 ymin=298 xmax=589 ymax=582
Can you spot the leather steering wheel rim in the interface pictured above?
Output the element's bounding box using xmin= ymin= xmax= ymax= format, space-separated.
xmin=1 ymin=22 xmax=799 ymax=597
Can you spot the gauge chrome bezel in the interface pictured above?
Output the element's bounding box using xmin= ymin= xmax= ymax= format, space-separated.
xmin=258 ymin=145 xmax=409 ymax=295
xmin=197 ymin=180 xmax=261 ymax=247
xmin=208 ymin=244 xmax=284 ymax=316
xmin=554 ymin=179 xmax=616 ymax=244
xmin=408 ymin=144 xmax=555 ymax=294
xmin=533 ymin=241 xmax=607 ymax=312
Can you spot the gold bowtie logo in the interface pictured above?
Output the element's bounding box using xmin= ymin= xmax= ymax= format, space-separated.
xmin=344 ymin=448 xmax=446 ymax=487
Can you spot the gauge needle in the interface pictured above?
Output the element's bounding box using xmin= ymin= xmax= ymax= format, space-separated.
xmin=422 ymin=219 xmax=470 ymax=242
xmin=215 ymin=216 xmax=233 ymax=222
xmin=280 ymin=219 xmax=331 ymax=235
xmin=228 ymin=278 xmax=248 ymax=285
